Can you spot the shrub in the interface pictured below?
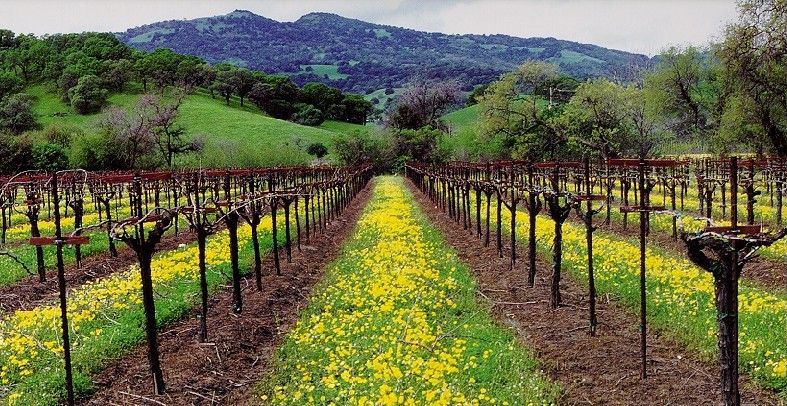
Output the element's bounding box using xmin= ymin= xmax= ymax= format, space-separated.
xmin=68 ymin=75 xmax=107 ymax=114
xmin=41 ymin=122 xmax=84 ymax=148
xmin=292 ymin=103 xmax=324 ymax=126
xmin=0 ymin=93 xmax=38 ymax=135
xmin=31 ymin=143 xmax=69 ymax=171
xmin=306 ymin=142 xmax=328 ymax=158
xmin=0 ymin=134 xmax=33 ymax=173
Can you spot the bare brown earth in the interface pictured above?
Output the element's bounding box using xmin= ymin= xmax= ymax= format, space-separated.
xmin=407 ymin=179 xmax=782 ymax=406
xmin=77 ymin=182 xmax=373 ymax=406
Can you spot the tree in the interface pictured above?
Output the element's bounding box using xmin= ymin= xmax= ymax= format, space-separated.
xmin=144 ymin=49 xmax=180 ymax=91
xmin=466 ymin=83 xmax=489 ymax=106
xmin=140 ymin=93 xmax=203 ymax=166
xmin=292 ymin=103 xmax=324 ymax=126
xmin=233 ymin=68 xmax=256 ymax=107
xmin=100 ymin=58 xmax=133 ymax=92
xmin=622 ymin=85 xmax=671 ymax=158
xmin=479 ymin=61 xmax=574 ymax=160
xmin=719 ymin=0 xmax=787 ymax=157
xmin=175 ymin=55 xmax=208 ymax=91
xmin=340 ymin=94 xmax=372 ymax=124
xmin=249 ymin=75 xmax=300 ymax=119
xmin=386 ymin=79 xmax=460 ymax=131
xmin=0 ymin=70 xmax=22 ymax=100
xmin=393 ymin=126 xmax=447 ymax=165
xmin=643 ymin=46 xmax=721 ymax=140
xmin=68 ymin=74 xmax=107 ymax=114
xmin=57 ymin=69 xmax=81 ymax=102
xmin=0 ymin=93 xmax=38 ymax=134
xmin=333 ymin=131 xmax=394 ymax=173
xmin=211 ymin=66 xmax=239 ymax=106
xmin=301 ymin=82 xmax=343 ymax=116
xmin=306 ymin=142 xmax=328 ymax=158
xmin=566 ymin=78 xmax=630 ymax=159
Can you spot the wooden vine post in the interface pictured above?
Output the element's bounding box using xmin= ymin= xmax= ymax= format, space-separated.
xmin=614 ymin=158 xmax=667 ymax=379
xmin=180 ymin=172 xmax=221 ymax=342
xmin=500 ymin=162 xmax=521 ymax=271
xmin=240 ymin=173 xmax=265 ymax=291
xmin=219 ymin=171 xmax=243 ymax=314
xmin=24 ymin=184 xmax=47 ymax=282
xmin=269 ymin=174 xmax=282 ymax=276
xmin=27 ymin=171 xmax=90 ymax=406
xmin=683 ymin=157 xmax=786 ymax=406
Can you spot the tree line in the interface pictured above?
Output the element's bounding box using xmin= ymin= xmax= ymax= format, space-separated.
xmin=332 ymin=0 xmax=787 ymax=173
xmin=0 ymin=30 xmax=372 ymax=173
xmin=472 ymin=0 xmax=787 ymax=162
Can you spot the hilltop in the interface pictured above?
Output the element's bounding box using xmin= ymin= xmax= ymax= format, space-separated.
xmin=117 ymin=10 xmax=653 ymax=94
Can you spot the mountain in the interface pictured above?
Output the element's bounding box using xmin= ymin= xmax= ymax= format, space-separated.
xmin=117 ymin=10 xmax=653 ymax=94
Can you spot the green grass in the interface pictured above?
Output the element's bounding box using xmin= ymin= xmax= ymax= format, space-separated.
xmin=364 ymin=87 xmax=402 ymax=108
xmin=257 ymin=177 xmax=559 ymax=404
xmin=24 ymin=83 xmax=343 ymax=167
xmin=443 ymin=104 xmax=479 ymax=130
xmin=318 ymin=120 xmax=372 ymax=136
xmin=175 ymin=93 xmax=339 ymax=167
xmin=298 ymin=64 xmax=348 ymax=80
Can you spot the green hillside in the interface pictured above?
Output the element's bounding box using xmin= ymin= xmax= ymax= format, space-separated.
xmin=444 ymin=104 xmax=480 ymax=129
xmin=440 ymin=104 xmax=486 ymax=159
xmin=25 ymin=84 xmax=361 ymax=167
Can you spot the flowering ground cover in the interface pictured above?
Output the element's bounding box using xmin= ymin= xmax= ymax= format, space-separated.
xmin=0 ymin=204 xmax=307 ymax=405
xmin=259 ymin=177 xmax=559 ymax=405
xmin=483 ymin=200 xmax=786 ymax=395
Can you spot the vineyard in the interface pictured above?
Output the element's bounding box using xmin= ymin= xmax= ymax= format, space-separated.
xmin=3 ymin=0 xmax=787 ymax=403
xmin=0 ymin=157 xmax=783 ymax=405
xmin=0 ymin=166 xmax=372 ymax=405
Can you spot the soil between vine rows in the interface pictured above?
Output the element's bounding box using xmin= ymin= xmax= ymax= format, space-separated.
xmin=406 ymin=180 xmax=781 ymax=406
xmin=0 ymin=230 xmax=196 ymax=315
xmin=78 ymin=181 xmax=373 ymax=406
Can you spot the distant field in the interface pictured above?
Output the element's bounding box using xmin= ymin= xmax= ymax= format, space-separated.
xmin=365 ymin=87 xmax=402 ymax=109
xmin=24 ymin=83 xmax=364 ymax=167
xmin=318 ymin=120 xmax=372 ymax=135
xmin=297 ymin=64 xmax=348 ymax=80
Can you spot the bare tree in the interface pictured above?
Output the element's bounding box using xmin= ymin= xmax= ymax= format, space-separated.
xmin=99 ymin=93 xmax=203 ymax=168
xmin=386 ymin=79 xmax=460 ymax=131
xmin=139 ymin=93 xmax=203 ymax=167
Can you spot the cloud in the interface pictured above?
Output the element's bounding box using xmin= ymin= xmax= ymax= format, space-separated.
xmin=0 ymin=0 xmax=738 ymax=55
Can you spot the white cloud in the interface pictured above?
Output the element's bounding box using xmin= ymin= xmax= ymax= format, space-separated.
xmin=0 ymin=0 xmax=738 ymax=55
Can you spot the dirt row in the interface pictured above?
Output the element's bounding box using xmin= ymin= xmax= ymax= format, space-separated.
xmin=407 ymin=180 xmax=781 ymax=406
xmin=77 ymin=181 xmax=373 ymax=406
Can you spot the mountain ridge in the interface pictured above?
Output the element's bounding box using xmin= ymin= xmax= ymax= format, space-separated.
xmin=117 ymin=10 xmax=653 ymax=94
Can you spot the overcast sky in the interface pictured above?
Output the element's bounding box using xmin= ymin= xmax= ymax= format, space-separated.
xmin=0 ymin=0 xmax=739 ymax=56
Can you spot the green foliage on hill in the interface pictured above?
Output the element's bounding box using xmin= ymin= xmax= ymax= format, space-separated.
xmin=17 ymin=83 xmax=363 ymax=169
xmin=116 ymin=10 xmax=653 ymax=94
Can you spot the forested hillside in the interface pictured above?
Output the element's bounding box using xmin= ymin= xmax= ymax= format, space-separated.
xmin=117 ymin=10 xmax=653 ymax=94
